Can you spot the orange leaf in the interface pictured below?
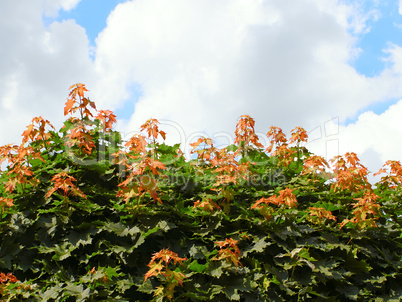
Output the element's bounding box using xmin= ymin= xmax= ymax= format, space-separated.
xmin=64 ymin=98 xmax=75 ymax=116
xmin=144 ymin=261 xmax=164 ymax=281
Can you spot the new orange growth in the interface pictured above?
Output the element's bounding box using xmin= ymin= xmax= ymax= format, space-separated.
xmin=125 ymin=134 xmax=147 ymax=155
xmin=190 ymin=137 xmax=216 ymax=162
xmin=0 ymin=144 xmax=43 ymax=193
xmin=265 ymin=126 xmax=309 ymax=167
xmin=302 ymin=155 xmax=330 ymax=177
xmin=140 ymin=118 xmax=166 ymax=141
xmin=95 ymin=110 xmax=117 ymax=132
xmin=266 ymin=126 xmax=287 ymax=154
xmin=0 ymin=272 xmax=18 ymax=284
xmin=116 ymin=130 xmax=166 ymax=204
xmin=279 ymin=188 xmax=299 ymax=208
xmin=374 ymin=160 xmax=402 ymax=189
xmin=0 ymin=198 xmax=14 ymax=208
xmin=64 ymin=118 xmax=96 ymax=155
xmin=339 ymin=190 xmax=381 ymax=229
xmin=46 ymin=172 xmax=86 ymax=199
xmin=62 ymin=84 xmax=100 ymax=155
xmin=289 ymin=126 xmax=308 ymax=145
xmin=64 ymin=83 xmax=96 ymax=119
xmin=211 ymin=148 xmax=250 ymax=187
xmin=144 ymin=248 xmax=187 ymax=283
xmin=130 ymin=155 xmax=166 ymax=177
xmin=308 ymin=207 xmax=337 ymax=224
xmin=234 ymin=115 xmax=264 ymax=153
xmin=212 ymin=238 xmax=242 ymax=267
xmin=21 ymin=116 xmax=55 ymax=146
xmin=251 ymin=188 xmax=298 ymax=210
xmin=330 ymin=152 xmax=371 ymax=193
xmin=266 ymin=126 xmax=297 ymax=166
xmin=117 ymin=169 xmax=164 ymax=204
xmin=193 ymin=197 xmax=220 ymax=212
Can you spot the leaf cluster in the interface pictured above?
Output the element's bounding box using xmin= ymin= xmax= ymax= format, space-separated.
xmin=0 ymin=84 xmax=401 ymax=301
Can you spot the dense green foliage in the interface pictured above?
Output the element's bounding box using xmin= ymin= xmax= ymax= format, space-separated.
xmin=0 ymin=84 xmax=401 ymax=301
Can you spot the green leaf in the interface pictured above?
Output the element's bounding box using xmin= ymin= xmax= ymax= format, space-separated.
xmin=64 ymin=283 xmax=91 ymax=301
xmin=102 ymin=222 xmax=141 ymax=237
xmin=345 ymin=252 xmax=371 ymax=274
xmin=188 ymin=260 xmax=208 ymax=273
xmin=243 ymin=237 xmax=271 ymax=256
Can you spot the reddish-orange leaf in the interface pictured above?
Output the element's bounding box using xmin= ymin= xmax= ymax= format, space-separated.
xmin=0 ymin=197 xmax=14 ymax=207
xmin=290 ymin=126 xmax=308 ymax=145
xmin=64 ymin=98 xmax=75 ymax=116
xmin=144 ymin=261 xmax=164 ymax=281
xmin=279 ymin=188 xmax=298 ymax=208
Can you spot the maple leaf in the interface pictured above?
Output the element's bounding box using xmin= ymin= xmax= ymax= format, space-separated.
xmin=116 ymin=185 xmax=141 ymax=203
xmin=374 ymin=160 xmax=402 ymax=189
xmin=76 ymin=83 xmax=88 ymax=98
xmin=144 ymin=261 xmax=164 ymax=282
xmin=65 ymin=84 xmax=97 ymax=119
xmin=289 ymin=126 xmax=308 ymax=145
xmin=279 ymin=188 xmax=298 ymax=208
xmin=234 ymin=115 xmax=263 ymax=150
xmin=140 ymin=175 xmax=157 ymax=191
xmin=190 ymin=137 xmax=216 ymax=162
xmin=150 ymin=249 xmax=187 ymax=266
xmin=140 ymin=118 xmax=166 ymax=141
xmin=144 ymin=249 xmax=187 ymax=283
xmin=193 ymin=198 xmax=220 ymax=212
xmin=46 ymin=172 xmax=86 ymax=199
xmin=5 ymin=273 xmax=18 ymax=283
xmin=251 ymin=188 xmax=296 ymax=220
xmin=4 ymin=177 xmax=18 ymax=193
xmin=22 ymin=116 xmax=55 ymax=146
xmin=153 ymin=286 xmax=164 ymax=297
xmin=302 ymin=155 xmax=330 ymax=177
xmin=22 ymin=124 xmax=34 ymax=143
xmin=64 ymin=97 xmax=76 ymax=116
xmin=213 ymin=238 xmax=242 ymax=267
xmin=0 ymin=197 xmax=14 ymax=207
xmin=266 ymin=126 xmax=287 ymax=151
xmin=125 ymin=135 xmax=147 ymax=154
xmin=308 ymin=207 xmax=337 ymax=224
xmin=65 ymin=123 xmax=96 ymax=155
xmin=329 ymin=153 xmax=371 ymax=193
xmin=96 ymin=109 xmax=117 ymax=132
xmin=0 ymin=273 xmax=18 ymax=284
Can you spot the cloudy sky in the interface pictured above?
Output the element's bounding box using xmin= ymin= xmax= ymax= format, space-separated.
xmin=2 ymin=0 xmax=402 ymax=178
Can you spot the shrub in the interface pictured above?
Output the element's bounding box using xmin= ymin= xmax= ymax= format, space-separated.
xmin=0 ymin=84 xmax=401 ymax=301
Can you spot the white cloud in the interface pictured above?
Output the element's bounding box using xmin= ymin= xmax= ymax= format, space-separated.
xmin=340 ymin=101 xmax=402 ymax=163
xmin=59 ymin=0 xmax=81 ymax=11
xmin=43 ymin=0 xmax=82 ymax=17
xmin=399 ymin=0 xmax=402 ymax=15
xmin=93 ymin=1 xmax=382 ymax=135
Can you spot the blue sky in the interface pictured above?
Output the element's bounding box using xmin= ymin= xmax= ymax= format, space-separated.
xmin=44 ymin=0 xmax=128 ymax=47
xmin=345 ymin=0 xmax=402 ymax=121
xmin=353 ymin=4 xmax=402 ymax=76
